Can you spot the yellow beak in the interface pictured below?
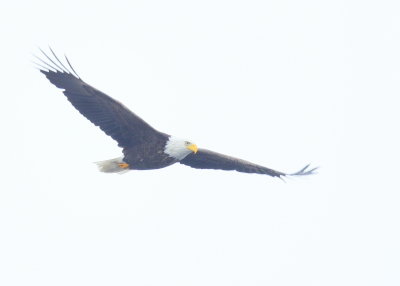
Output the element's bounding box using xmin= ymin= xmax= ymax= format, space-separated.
xmin=186 ymin=143 xmax=198 ymax=154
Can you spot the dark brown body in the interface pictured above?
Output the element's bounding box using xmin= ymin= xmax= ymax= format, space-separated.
xmin=122 ymin=139 xmax=177 ymax=170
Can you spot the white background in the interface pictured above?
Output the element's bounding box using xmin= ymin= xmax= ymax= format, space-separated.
xmin=1 ymin=0 xmax=399 ymax=285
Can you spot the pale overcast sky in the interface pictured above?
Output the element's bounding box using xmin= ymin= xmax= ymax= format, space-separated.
xmin=1 ymin=0 xmax=399 ymax=285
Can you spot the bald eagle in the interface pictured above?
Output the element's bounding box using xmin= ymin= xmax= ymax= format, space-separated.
xmin=36 ymin=48 xmax=317 ymax=178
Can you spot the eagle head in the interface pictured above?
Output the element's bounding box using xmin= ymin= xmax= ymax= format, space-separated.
xmin=164 ymin=136 xmax=198 ymax=160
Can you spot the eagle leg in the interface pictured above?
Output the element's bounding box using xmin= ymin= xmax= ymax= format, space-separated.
xmin=118 ymin=163 xmax=130 ymax=169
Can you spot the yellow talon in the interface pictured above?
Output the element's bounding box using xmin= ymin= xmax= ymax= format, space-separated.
xmin=118 ymin=163 xmax=129 ymax=169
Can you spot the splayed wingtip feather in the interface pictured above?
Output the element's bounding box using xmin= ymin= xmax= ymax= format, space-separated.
xmin=289 ymin=164 xmax=319 ymax=176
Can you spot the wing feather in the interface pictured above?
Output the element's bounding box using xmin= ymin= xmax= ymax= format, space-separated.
xmin=180 ymin=148 xmax=317 ymax=178
xmin=38 ymin=50 xmax=164 ymax=148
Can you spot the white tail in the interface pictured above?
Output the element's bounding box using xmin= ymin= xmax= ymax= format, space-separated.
xmin=94 ymin=157 xmax=130 ymax=174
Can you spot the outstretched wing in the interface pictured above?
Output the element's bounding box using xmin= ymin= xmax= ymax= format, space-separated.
xmin=179 ymin=148 xmax=317 ymax=178
xmin=36 ymin=48 xmax=165 ymax=148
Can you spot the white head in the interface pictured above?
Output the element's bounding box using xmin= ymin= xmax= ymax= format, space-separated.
xmin=164 ymin=136 xmax=198 ymax=160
